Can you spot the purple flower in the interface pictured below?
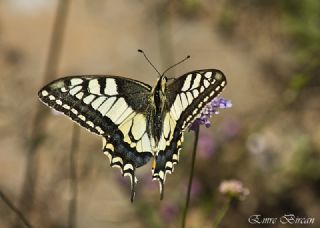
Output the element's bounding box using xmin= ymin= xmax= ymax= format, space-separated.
xmin=188 ymin=97 xmax=232 ymax=131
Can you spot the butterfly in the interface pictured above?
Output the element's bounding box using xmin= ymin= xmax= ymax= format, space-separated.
xmin=38 ymin=51 xmax=227 ymax=202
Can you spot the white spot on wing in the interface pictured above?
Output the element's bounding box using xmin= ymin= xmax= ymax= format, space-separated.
xmin=131 ymin=114 xmax=146 ymax=140
xmin=98 ymin=97 xmax=116 ymax=115
xmin=173 ymin=154 xmax=179 ymax=162
xmin=169 ymin=114 xmax=176 ymax=139
xmin=88 ymin=79 xmax=100 ymax=94
xmin=78 ymin=115 xmax=86 ymax=121
xmin=71 ymin=108 xmax=78 ymax=115
xmin=190 ymin=73 xmax=201 ymax=89
xmin=192 ymin=90 xmax=199 ymax=98
xmin=159 ymin=170 xmax=164 ymax=180
xmin=105 ymin=143 xmax=114 ymax=151
xmin=181 ymin=74 xmax=192 ymax=91
xmin=69 ymin=86 xmax=82 ymax=96
xmin=105 ymin=78 xmax=118 ymax=96
xmin=41 ymin=90 xmax=49 ymax=96
xmin=112 ymin=163 xmax=122 ymax=169
xmin=123 ymin=133 xmax=132 ymax=144
xmin=186 ymin=92 xmax=193 ymax=104
xmin=124 ymin=163 xmax=134 ymax=171
xmin=192 ymin=108 xmax=198 ymax=115
xmin=119 ymin=119 xmax=133 ymax=143
xmin=130 ymin=142 xmax=137 ymax=148
xmin=158 ymin=135 xmax=166 ymax=150
xmin=163 ymin=113 xmax=171 ymax=138
xmin=83 ymin=94 xmax=96 ymax=104
xmin=204 ymin=79 xmax=210 ymax=88
xmin=166 ymin=161 xmax=173 ymax=169
xmin=96 ymin=126 xmax=104 ymax=134
xmin=63 ymin=104 xmax=70 ymax=110
xmin=170 ymin=106 xmax=178 ymax=120
xmin=91 ymin=97 xmax=106 ymax=109
xmin=76 ymin=92 xmax=84 ymax=99
xmin=86 ymin=121 xmax=94 ymax=127
xmin=106 ymin=98 xmax=128 ymax=123
xmin=115 ymin=107 xmax=133 ymax=125
xmin=180 ymin=93 xmax=189 ymax=108
xmin=204 ymin=72 xmax=212 ymax=78
xmin=70 ymin=78 xmax=83 ymax=86
xmin=141 ymin=133 xmax=151 ymax=152
xmin=112 ymin=157 xmax=123 ymax=165
xmin=173 ymin=95 xmax=183 ymax=119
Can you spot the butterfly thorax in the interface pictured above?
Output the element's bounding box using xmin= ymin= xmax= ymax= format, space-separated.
xmin=148 ymin=76 xmax=168 ymax=149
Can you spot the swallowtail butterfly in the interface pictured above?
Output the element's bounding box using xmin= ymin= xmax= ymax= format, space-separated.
xmin=38 ymin=53 xmax=227 ymax=201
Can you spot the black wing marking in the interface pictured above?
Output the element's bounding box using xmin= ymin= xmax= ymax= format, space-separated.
xmin=38 ymin=75 xmax=154 ymax=201
xmin=153 ymin=69 xmax=227 ymax=198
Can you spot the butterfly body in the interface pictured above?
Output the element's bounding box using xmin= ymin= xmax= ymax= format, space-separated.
xmin=38 ymin=69 xmax=227 ymax=201
xmin=149 ymin=76 xmax=169 ymax=148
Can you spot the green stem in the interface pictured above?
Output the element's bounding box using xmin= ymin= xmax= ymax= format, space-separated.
xmin=212 ymin=197 xmax=231 ymax=228
xmin=181 ymin=126 xmax=200 ymax=228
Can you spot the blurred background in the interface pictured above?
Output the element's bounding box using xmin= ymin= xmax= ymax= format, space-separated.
xmin=0 ymin=0 xmax=319 ymax=227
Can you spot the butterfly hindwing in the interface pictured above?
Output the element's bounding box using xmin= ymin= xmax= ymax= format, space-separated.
xmin=152 ymin=69 xmax=227 ymax=196
xmin=38 ymin=75 xmax=154 ymax=201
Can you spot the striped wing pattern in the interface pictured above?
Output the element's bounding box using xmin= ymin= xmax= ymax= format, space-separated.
xmin=152 ymin=70 xmax=227 ymax=197
xmin=38 ymin=76 xmax=154 ymax=201
xmin=38 ymin=69 xmax=227 ymax=201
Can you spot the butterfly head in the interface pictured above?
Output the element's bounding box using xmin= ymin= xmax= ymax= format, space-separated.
xmin=152 ymin=75 xmax=167 ymax=100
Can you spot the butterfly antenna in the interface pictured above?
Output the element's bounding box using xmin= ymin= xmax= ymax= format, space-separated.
xmin=138 ymin=49 xmax=161 ymax=77
xmin=161 ymin=55 xmax=191 ymax=76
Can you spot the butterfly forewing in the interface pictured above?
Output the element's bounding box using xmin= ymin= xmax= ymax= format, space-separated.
xmin=38 ymin=75 xmax=154 ymax=201
xmin=152 ymin=69 xmax=227 ymax=195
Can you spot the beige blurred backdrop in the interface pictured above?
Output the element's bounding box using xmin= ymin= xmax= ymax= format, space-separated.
xmin=1 ymin=0 xmax=319 ymax=228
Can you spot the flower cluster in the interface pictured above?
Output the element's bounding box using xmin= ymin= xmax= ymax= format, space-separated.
xmin=188 ymin=97 xmax=232 ymax=131
xmin=219 ymin=179 xmax=250 ymax=200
